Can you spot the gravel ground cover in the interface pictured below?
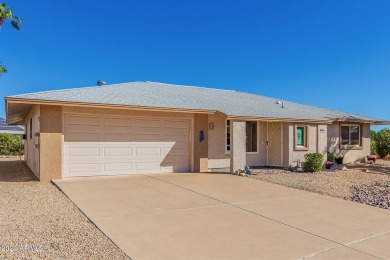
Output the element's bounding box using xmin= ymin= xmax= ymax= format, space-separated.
xmin=250 ymin=159 xmax=390 ymax=209
xmin=0 ymin=158 xmax=129 ymax=259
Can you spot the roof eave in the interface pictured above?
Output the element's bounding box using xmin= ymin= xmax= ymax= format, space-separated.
xmin=330 ymin=117 xmax=390 ymax=125
xmin=5 ymin=97 xmax=217 ymax=125
xmin=227 ymin=115 xmax=333 ymax=124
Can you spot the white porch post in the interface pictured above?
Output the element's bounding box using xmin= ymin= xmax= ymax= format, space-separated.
xmin=230 ymin=120 xmax=246 ymax=173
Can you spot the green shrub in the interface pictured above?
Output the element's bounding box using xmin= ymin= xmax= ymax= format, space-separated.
xmin=0 ymin=133 xmax=23 ymax=156
xmin=327 ymin=151 xmax=334 ymax=162
xmin=376 ymin=128 xmax=390 ymax=158
xmin=304 ymin=153 xmax=324 ymax=172
xmin=370 ymin=130 xmax=377 ymax=155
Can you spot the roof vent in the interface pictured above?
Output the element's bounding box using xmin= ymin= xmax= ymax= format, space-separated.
xmin=275 ymin=101 xmax=285 ymax=108
xmin=97 ymin=80 xmax=106 ymax=86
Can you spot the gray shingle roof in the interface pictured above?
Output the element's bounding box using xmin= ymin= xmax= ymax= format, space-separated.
xmin=8 ymin=81 xmax=386 ymax=123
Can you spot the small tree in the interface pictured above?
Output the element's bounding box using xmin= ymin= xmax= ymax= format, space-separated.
xmin=376 ymin=128 xmax=390 ymax=158
xmin=0 ymin=2 xmax=22 ymax=77
xmin=370 ymin=130 xmax=377 ymax=155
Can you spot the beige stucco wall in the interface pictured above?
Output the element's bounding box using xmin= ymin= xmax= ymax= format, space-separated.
xmin=286 ymin=123 xmax=321 ymax=167
xmin=193 ymin=114 xmax=208 ymax=172
xmin=24 ymin=105 xmax=40 ymax=178
xmin=39 ymin=105 xmax=63 ymax=181
xmin=230 ymin=120 xmax=246 ymax=173
xmin=317 ymin=124 xmax=328 ymax=160
xmin=207 ymin=112 xmax=230 ymax=169
xmin=327 ymin=122 xmax=370 ymax=163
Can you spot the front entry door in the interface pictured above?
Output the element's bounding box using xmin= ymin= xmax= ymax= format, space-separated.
xmin=267 ymin=122 xmax=283 ymax=166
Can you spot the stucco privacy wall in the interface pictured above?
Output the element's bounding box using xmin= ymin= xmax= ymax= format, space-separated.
xmin=328 ymin=122 xmax=370 ymax=163
xmin=207 ymin=112 xmax=230 ymax=169
xmin=25 ymin=105 xmax=40 ymax=178
xmin=193 ymin=114 xmax=208 ymax=172
xmin=207 ymin=114 xmax=268 ymax=169
xmin=39 ymin=105 xmax=62 ymax=181
xmin=230 ymin=120 xmax=246 ymax=173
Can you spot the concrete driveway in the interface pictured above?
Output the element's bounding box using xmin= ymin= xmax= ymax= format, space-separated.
xmin=54 ymin=173 xmax=390 ymax=259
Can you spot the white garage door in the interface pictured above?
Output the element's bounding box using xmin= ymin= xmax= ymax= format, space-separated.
xmin=63 ymin=113 xmax=190 ymax=177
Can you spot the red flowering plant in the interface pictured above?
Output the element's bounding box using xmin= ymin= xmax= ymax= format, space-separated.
xmin=324 ymin=160 xmax=334 ymax=169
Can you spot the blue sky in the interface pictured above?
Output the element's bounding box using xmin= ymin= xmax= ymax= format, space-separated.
xmin=1 ymin=0 xmax=389 ymax=130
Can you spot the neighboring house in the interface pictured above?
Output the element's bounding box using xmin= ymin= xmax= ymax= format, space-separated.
xmin=5 ymin=81 xmax=389 ymax=181
xmin=0 ymin=117 xmax=24 ymax=135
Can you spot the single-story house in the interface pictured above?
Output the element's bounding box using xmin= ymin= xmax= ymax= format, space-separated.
xmin=0 ymin=117 xmax=24 ymax=135
xmin=5 ymin=81 xmax=389 ymax=181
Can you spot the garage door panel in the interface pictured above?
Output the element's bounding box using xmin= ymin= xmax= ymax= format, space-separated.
xmin=134 ymin=133 xmax=164 ymax=142
xmin=135 ymin=161 xmax=162 ymax=171
xmin=104 ymin=147 xmax=132 ymax=157
xmin=163 ymin=128 xmax=188 ymax=136
xmin=64 ymin=114 xmax=190 ymax=177
xmin=68 ymin=115 xmax=100 ymax=126
xmin=135 ymin=147 xmax=162 ymax=156
xmin=103 ymin=133 xmax=132 ymax=142
xmin=69 ymin=163 xmax=100 ymax=173
xmin=104 ymin=162 xmax=132 ymax=172
xmin=68 ymin=147 xmax=100 ymax=157
xmin=135 ymin=119 xmax=161 ymax=128
xmin=103 ymin=117 xmax=133 ymax=127
xmin=66 ymin=132 xmax=100 ymax=142
xmin=102 ymin=126 xmax=133 ymax=134
xmin=163 ymin=120 xmax=188 ymax=129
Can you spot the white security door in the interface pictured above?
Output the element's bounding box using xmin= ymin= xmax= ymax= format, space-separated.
xmin=63 ymin=114 xmax=190 ymax=177
xmin=267 ymin=122 xmax=283 ymax=166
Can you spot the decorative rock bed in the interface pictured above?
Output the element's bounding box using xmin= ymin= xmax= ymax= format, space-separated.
xmin=250 ymin=160 xmax=390 ymax=210
xmin=348 ymin=182 xmax=390 ymax=209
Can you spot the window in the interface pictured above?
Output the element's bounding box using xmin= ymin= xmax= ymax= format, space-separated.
xmin=341 ymin=125 xmax=360 ymax=147
xmin=246 ymin=121 xmax=257 ymax=152
xmin=226 ymin=120 xmax=258 ymax=153
xmin=29 ymin=118 xmax=33 ymax=139
xmin=295 ymin=124 xmax=308 ymax=150
xmin=226 ymin=120 xmax=230 ymax=152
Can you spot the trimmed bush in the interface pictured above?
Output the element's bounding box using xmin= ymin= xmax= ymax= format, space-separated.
xmin=376 ymin=128 xmax=390 ymax=158
xmin=304 ymin=153 xmax=324 ymax=172
xmin=0 ymin=133 xmax=23 ymax=156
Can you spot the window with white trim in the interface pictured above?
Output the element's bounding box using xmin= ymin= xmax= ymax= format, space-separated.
xmin=341 ymin=125 xmax=360 ymax=147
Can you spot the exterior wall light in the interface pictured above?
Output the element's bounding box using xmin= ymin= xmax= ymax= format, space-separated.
xmin=209 ymin=123 xmax=214 ymax=130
